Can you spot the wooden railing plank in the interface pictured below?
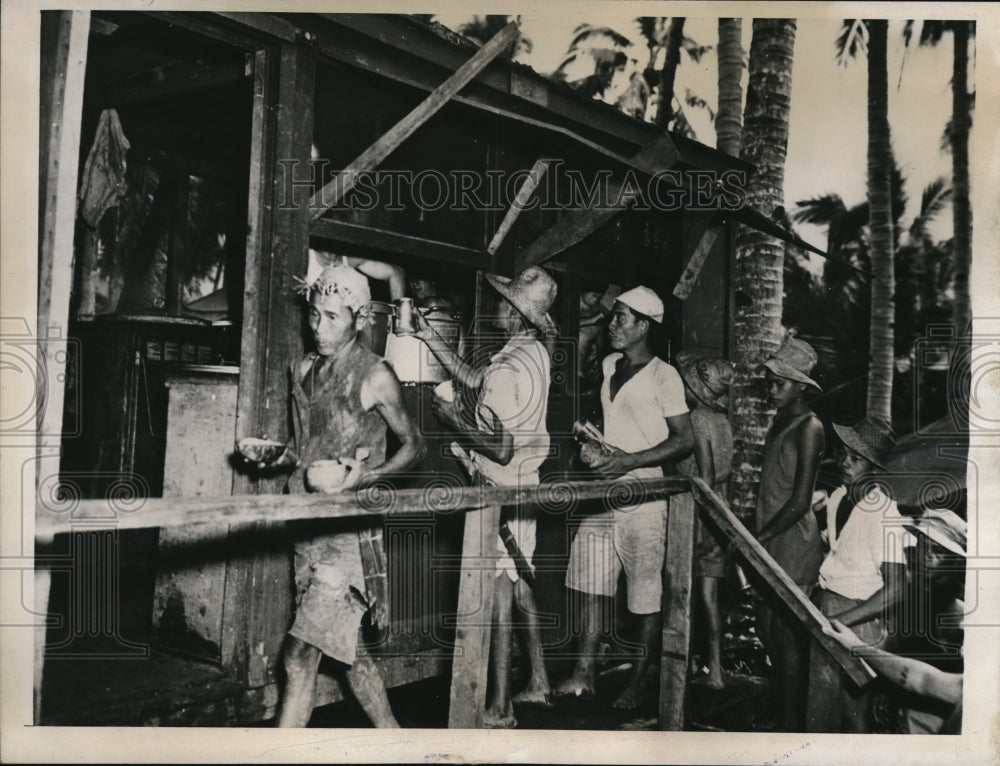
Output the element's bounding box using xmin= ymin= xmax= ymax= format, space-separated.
xmin=36 ymin=477 xmax=692 ymax=539
xmin=690 ymin=478 xmax=874 ymax=687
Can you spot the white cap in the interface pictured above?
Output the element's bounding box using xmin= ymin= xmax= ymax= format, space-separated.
xmin=615 ymin=286 xmax=664 ymax=324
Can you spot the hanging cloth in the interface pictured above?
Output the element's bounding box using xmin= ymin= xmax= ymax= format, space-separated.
xmin=78 ymin=108 xmax=130 ymax=228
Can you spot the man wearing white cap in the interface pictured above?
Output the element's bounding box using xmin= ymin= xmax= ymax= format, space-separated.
xmin=557 ymin=286 xmax=694 ymax=709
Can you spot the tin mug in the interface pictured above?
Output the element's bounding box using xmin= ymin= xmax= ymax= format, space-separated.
xmin=394 ymin=297 xmax=416 ymax=335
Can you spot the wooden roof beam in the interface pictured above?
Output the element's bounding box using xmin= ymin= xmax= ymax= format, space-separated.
xmin=95 ymin=59 xmax=247 ymax=107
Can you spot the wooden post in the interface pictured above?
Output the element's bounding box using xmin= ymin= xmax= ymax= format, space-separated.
xmin=659 ymin=492 xmax=695 ymax=730
xmin=486 ymin=158 xmax=549 ymax=256
xmin=225 ymin=40 xmax=315 ymax=690
xmin=672 ymin=214 xmax=722 ymax=300
xmin=35 ymin=9 xmax=90 ymax=724
xmin=309 ymin=21 xmax=519 ymax=222
xmin=447 ymin=501 xmax=501 ymax=728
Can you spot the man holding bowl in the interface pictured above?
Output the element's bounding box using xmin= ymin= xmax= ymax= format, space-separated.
xmin=241 ymin=262 xmax=424 ymax=728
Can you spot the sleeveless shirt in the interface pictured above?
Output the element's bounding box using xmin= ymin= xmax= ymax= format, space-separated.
xmin=755 ymin=411 xmax=824 ymax=587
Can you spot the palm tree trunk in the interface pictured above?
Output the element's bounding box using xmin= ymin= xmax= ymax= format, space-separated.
xmin=716 ymin=18 xmax=744 ymax=156
xmin=729 ymin=18 xmax=797 ymax=521
xmin=654 ymin=17 xmax=686 ymax=129
xmin=866 ymin=19 xmax=895 ymax=422
xmin=950 ymin=21 xmax=972 ymax=335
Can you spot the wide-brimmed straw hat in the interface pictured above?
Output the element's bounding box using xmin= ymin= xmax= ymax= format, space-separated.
xmin=904 ymin=508 xmax=967 ymax=558
xmin=833 ymin=415 xmax=897 ymax=470
xmin=759 ymin=337 xmax=822 ymax=392
xmin=676 ymin=352 xmax=734 ymax=413
xmin=486 ymin=266 xmax=557 ymax=333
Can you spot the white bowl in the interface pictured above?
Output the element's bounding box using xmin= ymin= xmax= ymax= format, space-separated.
xmin=305 ymin=460 xmax=349 ymax=493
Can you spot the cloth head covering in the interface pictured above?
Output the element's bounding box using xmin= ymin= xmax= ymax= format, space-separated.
xmin=833 ymin=416 xmax=897 ymax=470
xmin=759 ymin=336 xmax=822 ymax=391
xmin=485 ymin=266 xmax=558 ymax=333
xmin=676 ymin=352 xmax=734 ymax=413
xmin=615 ymin=285 xmax=664 ymax=324
xmin=295 ymin=263 xmax=371 ymax=322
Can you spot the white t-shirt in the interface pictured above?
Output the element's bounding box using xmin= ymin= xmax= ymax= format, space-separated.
xmin=818 ymin=485 xmax=915 ymax=601
xmin=600 ymin=353 xmax=689 ymax=482
xmin=471 ymin=334 xmax=551 ymax=487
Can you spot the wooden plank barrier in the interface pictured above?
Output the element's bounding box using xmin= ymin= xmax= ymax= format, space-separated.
xmin=689 ymin=478 xmax=874 ymax=687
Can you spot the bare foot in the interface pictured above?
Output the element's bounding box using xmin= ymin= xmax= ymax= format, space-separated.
xmin=512 ymin=686 xmax=553 ymax=707
xmin=691 ymin=674 xmax=725 ymax=690
xmin=553 ymin=676 xmax=595 ymax=700
xmin=612 ymin=684 xmax=646 ymax=710
xmin=483 ymin=708 xmax=518 ymax=729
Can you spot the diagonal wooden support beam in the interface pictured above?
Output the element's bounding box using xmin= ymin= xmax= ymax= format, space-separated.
xmin=487 ymin=158 xmax=549 ymax=256
xmin=308 ymin=20 xmax=519 ymax=223
xmin=513 ymin=133 xmax=680 ymax=273
xmin=690 ymin=478 xmax=874 ymax=687
xmin=672 ymin=212 xmax=723 ymax=300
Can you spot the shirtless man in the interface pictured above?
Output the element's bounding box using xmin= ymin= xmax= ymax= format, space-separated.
xmin=250 ymin=264 xmax=424 ymax=727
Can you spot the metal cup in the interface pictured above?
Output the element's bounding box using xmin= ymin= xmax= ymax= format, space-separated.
xmin=394 ymin=297 xmax=416 ymax=335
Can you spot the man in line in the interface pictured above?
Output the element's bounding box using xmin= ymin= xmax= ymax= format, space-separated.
xmin=809 ymin=416 xmax=909 ymax=732
xmin=415 ymin=266 xmax=557 ymax=728
xmin=249 ymin=263 xmax=424 ymax=728
xmin=557 ymin=286 xmax=694 ymax=709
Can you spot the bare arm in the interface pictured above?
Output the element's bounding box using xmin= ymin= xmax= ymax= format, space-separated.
xmin=346 ymin=256 xmax=406 ymax=301
xmin=355 ymin=361 xmax=425 ymax=488
xmin=757 ymin=416 xmax=825 ymax=542
xmin=693 ymin=430 xmax=716 ymax=486
xmin=412 ymin=310 xmax=485 ymax=390
xmin=825 ymin=620 xmax=963 ymax=705
xmin=591 ymin=412 xmax=695 ymax=479
xmin=433 ymin=399 xmax=514 ymax=465
xmin=833 ymin=562 xmax=906 ymax=627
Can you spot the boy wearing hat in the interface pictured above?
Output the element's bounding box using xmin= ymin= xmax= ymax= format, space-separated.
xmin=808 ymin=416 xmax=909 ymax=732
xmin=676 ymin=352 xmax=735 ymax=690
xmin=754 ymin=336 xmax=826 ymax=731
xmin=558 ymin=286 xmax=695 ymax=709
xmin=416 ymin=266 xmax=557 ymax=728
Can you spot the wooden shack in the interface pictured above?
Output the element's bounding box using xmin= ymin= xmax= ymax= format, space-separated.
xmin=36 ymin=11 xmax=846 ymax=728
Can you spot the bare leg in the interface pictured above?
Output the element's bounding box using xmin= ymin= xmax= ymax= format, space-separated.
xmin=511 ymin=578 xmax=552 ymax=706
xmin=696 ymin=576 xmax=724 ymax=689
xmin=841 ymin=684 xmax=873 ymax=733
xmin=344 ymin=642 xmax=399 ymax=728
xmin=772 ymin=611 xmax=808 ymax=732
xmin=276 ymin=635 xmax=322 ymax=727
xmin=554 ymin=590 xmax=604 ymax=698
xmin=484 ymin=574 xmax=516 ymax=728
xmin=612 ymin=611 xmax=659 ymax=710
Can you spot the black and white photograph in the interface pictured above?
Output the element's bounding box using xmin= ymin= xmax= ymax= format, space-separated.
xmin=3 ymin=2 xmax=999 ymax=763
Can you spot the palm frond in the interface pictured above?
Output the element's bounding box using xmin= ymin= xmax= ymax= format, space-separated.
xmin=684 ymin=88 xmax=715 ymax=121
xmin=792 ymin=195 xmax=848 ymax=225
xmin=681 ymin=37 xmax=713 ymax=63
xmin=835 ymin=19 xmax=868 ymax=65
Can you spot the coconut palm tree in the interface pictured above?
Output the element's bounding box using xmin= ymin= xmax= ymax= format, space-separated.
xmin=836 ymin=18 xmax=896 ymax=422
xmin=715 ymin=18 xmax=745 ymax=156
xmin=902 ymin=20 xmax=974 ymax=335
xmin=728 ymin=18 xmax=798 ymax=520
xmin=634 ymin=17 xmax=714 ymax=129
